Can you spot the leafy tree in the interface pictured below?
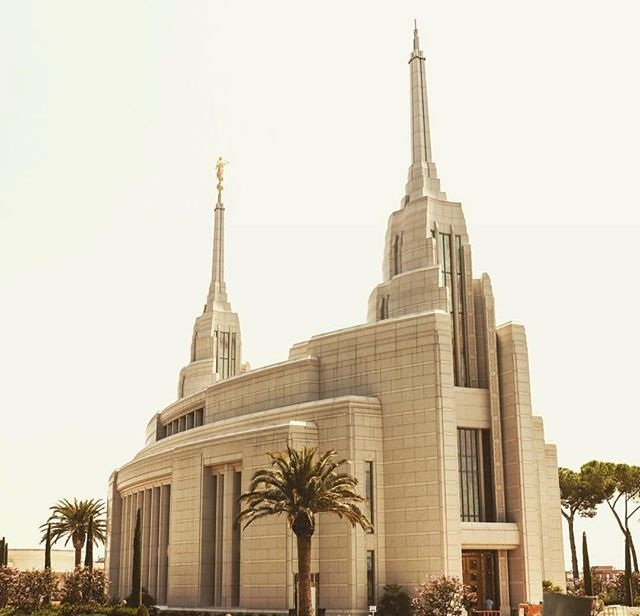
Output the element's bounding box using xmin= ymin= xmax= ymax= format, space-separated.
xmin=609 ymin=571 xmax=640 ymax=606
xmin=40 ymin=498 xmax=106 ymax=567
xmin=411 ymin=575 xmax=476 ymax=616
xmin=581 ymin=461 xmax=640 ymax=573
xmin=237 ymin=446 xmax=371 ymax=616
xmin=583 ymin=532 xmax=593 ymax=596
xmin=544 ymin=579 xmax=564 ymax=594
xmin=378 ymin=583 xmax=412 ymax=616
xmin=559 ymin=467 xmax=603 ymax=579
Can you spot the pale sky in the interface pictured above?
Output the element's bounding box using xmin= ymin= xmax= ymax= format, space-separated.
xmin=1 ymin=1 xmax=639 ymax=571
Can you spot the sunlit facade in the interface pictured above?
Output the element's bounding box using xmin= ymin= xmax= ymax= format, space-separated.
xmin=105 ymin=26 xmax=565 ymax=614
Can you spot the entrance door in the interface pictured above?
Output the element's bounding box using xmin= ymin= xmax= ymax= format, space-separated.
xmin=462 ymin=551 xmax=498 ymax=610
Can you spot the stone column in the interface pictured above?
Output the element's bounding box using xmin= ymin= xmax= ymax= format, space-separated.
xmin=149 ymin=487 xmax=160 ymax=601
xmin=119 ymin=494 xmax=130 ymax=599
xmin=157 ymin=484 xmax=170 ymax=605
xmin=142 ymin=489 xmax=152 ymax=593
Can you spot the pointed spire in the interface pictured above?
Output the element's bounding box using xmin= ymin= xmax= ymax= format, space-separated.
xmin=405 ymin=22 xmax=445 ymax=201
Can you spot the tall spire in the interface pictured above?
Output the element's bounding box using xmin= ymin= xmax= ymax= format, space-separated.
xmin=178 ymin=157 xmax=243 ymax=398
xmin=405 ymin=22 xmax=445 ymax=201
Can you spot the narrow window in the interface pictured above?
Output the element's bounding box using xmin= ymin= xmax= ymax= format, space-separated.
xmin=458 ymin=428 xmax=494 ymax=522
xmin=178 ymin=416 xmax=186 ymax=433
xmin=186 ymin=412 xmax=194 ymax=430
xmin=392 ymin=234 xmax=402 ymax=276
xmin=379 ymin=296 xmax=389 ymax=321
xmin=195 ymin=408 xmax=204 ymax=427
xmin=191 ymin=332 xmax=198 ymax=362
xmin=455 ymin=235 xmax=467 ymax=386
xmin=165 ymin=422 xmax=172 ymax=437
xmin=367 ymin=550 xmax=375 ymax=605
xmin=230 ymin=333 xmax=237 ymax=377
xmin=217 ymin=330 xmax=230 ymax=378
xmin=365 ymin=461 xmax=374 ymax=529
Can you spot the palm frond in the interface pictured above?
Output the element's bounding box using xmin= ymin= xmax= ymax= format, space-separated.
xmin=237 ymin=446 xmax=372 ymax=535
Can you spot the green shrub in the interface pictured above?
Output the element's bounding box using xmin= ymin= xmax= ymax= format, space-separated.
xmin=124 ymin=590 xmax=153 ymax=609
xmin=60 ymin=605 xmax=139 ymax=616
xmin=378 ymin=584 xmax=411 ymax=616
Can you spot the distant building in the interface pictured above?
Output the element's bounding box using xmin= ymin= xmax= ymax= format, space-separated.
xmin=592 ymin=566 xmax=624 ymax=584
xmin=8 ymin=548 xmax=75 ymax=572
xmin=106 ymin=24 xmax=565 ymax=615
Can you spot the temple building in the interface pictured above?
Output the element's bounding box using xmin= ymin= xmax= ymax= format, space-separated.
xmin=105 ymin=25 xmax=565 ymax=614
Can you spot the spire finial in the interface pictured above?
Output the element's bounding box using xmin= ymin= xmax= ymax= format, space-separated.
xmin=215 ymin=156 xmax=229 ymax=202
xmin=210 ymin=156 xmax=228 ymax=297
xmin=413 ymin=19 xmax=420 ymax=51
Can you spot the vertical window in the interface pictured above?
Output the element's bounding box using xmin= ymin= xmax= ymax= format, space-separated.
xmin=222 ymin=331 xmax=230 ymax=378
xmin=367 ymin=550 xmax=375 ymax=605
xmin=440 ymin=232 xmax=456 ymax=383
xmin=392 ymin=234 xmax=402 ymax=276
xmin=195 ymin=408 xmax=204 ymax=427
xmin=440 ymin=232 xmax=470 ymax=387
xmin=458 ymin=428 xmax=480 ymax=521
xmin=191 ymin=333 xmax=198 ymax=362
xmin=379 ymin=295 xmax=389 ymax=321
xmin=215 ymin=329 xmax=237 ymax=379
xmin=455 ymin=235 xmax=467 ymax=386
xmin=365 ymin=461 xmax=374 ymax=529
xmin=458 ymin=429 xmax=494 ymax=522
xmin=186 ymin=412 xmax=194 ymax=430
xmin=439 ymin=232 xmax=452 ymax=300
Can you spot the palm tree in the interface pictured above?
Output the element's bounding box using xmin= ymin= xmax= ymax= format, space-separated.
xmin=237 ymin=446 xmax=371 ymax=616
xmin=40 ymin=498 xmax=106 ymax=567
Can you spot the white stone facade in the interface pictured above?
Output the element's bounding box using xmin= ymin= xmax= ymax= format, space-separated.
xmin=105 ymin=25 xmax=565 ymax=614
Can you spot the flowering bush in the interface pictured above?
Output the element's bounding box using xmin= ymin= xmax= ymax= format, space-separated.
xmin=0 ymin=567 xmax=57 ymax=611
xmin=0 ymin=568 xmax=19 ymax=608
xmin=60 ymin=568 xmax=107 ymax=606
xmin=412 ymin=575 xmax=477 ymax=616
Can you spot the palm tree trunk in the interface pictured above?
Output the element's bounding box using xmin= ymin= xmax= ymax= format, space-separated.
xmin=296 ymin=534 xmax=313 ymax=616
xmin=74 ymin=546 xmax=81 ymax=568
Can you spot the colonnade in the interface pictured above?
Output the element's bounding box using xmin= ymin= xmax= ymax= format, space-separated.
xmin=119 ymin=484 xmax=171 ymax=604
